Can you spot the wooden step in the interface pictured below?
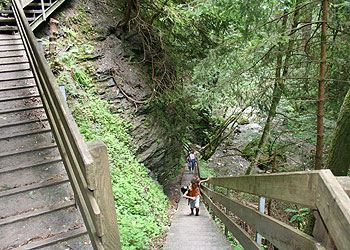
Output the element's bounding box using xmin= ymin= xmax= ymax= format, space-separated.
xmin=0 ymin=56 xmax=28 ymax=65
xmin=0 ymin=156 xmax=60 ymax=175
xmin=0 ymin=181 xmax=73 ymax=219
xmin=15 ymin=227 xmax=91 ymax=250
xmin=0 ymin=126 xmax=51 ymax=140
xmin=0 ymin=94 xmax=42 ymax=112
xmin=0 ymin=160 xmax=65 ymax=192
xmin=0 ymin=83 xmax=36 ymax=92
xmin=0 ymin=175 xmax=69 ymax=198
xmin=0 ymin=145 xmax=59 ymax=172
xmin=0 ymin=44 xmax=25 ymax=52
xmin=26 ymin=2 xmax=51 ymax=8
xmin=0 ymin=104 xmax=44 ymax=115
xmin=0 ymin=17 xmax=35 ymax=23
xmin=0 ymin=9 xmax=43 ymax=14
xmin=0 ymin=70 xmax=33 ymax=81
xmin=0 ymin=115 xmax=47 ymax=129
xmin=0 ymin=198 xmax=84 ymax=249
xmin=0 ymin=38 xmax=22 ymax=46
xmin=0 ymin=200 xmax=75 ymax=226
xmin=0 ymin=130 xmax=55 ymax=154
xmin=0 ymin=106 xmax=45 ymax=126
xmin=0 ymin=77 xmax=34 ymax=88
xmin=0 ymin=34 xmax=20 ymax=39
xmin=0 ymin=62 xmax=31 ymax=72
xmin=0 ymin=26 xmax=18 ymax=31
xmin=0 ymin=49 xmax=26 ymax=58
xmin=0 ymin=93 xmax=40 ymax=103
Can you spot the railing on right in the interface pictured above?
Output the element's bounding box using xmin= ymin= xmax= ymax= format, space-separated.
xmin=201 ymin=170 xmax=350 ymax=250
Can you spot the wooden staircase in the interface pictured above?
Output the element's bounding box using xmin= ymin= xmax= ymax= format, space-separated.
xmin=0 ymin=0 xmax=66 ymax=33
xmin=0 ymin=24 xmax=92 ymax=250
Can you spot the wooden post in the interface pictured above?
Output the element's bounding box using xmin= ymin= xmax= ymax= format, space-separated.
xmin=87 ymin=140 xmax=121 ymax=250
xmin=212 ymin=185 xmax=217 ymax=220
xmin=49 ymin=18 xmax=59 ymax=54
xmin=312 ymin=211 xmax=336 ymax=249
xmin=256 ymin=197 xmax=266 ymax=246
xmin=225 ymin=188 xmax=231 ymax=238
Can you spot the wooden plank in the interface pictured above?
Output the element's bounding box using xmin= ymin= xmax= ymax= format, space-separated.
xmin=0 ymin=49 xmax=26 ymax=58
xmin=201 ymin=190 xmax=262 ymax=250
xmin=0 ymin=105 xmax=44 ymax=115
xmin=88 ymin=140 xmax=122 ymax=249
xmin=0 ymin=62 xmax=31 ymax=73
xmin=0 ymin=200 xmax=75 ymax=226
xmin=0 ymin=39 xmax=22 ymax=46
xmin=316 ymin=170 xmax=350 ymax=250
xmin=0 ymin=44 xmax=25 ymax=52
xmin=15 ymin=227 xmax=87 ymax=250
xmin=0 ymin=70 xmax=33 ymax=81
xmin=202 ymin=186 xmax=325 ymax=250
xmin=0 ymin=56 xmax=28 ymax=65
xmin=336 ymin=176 xmax=350 ymax=197
xmin=0 ymin=34 xmax=20 ymax=40
xmin=0 ymin=176 xmax=68 ymax=198
xmin=209 ymin=171 xmax=320 ymax=209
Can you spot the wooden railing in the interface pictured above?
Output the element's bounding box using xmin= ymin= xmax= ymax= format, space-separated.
xmin=20 ymin=0 xmax=66 ymax=30
xmin=12 ymin=0 xmax=121 ymax=249
xmin=200 ymin=170 xmax=350 ymax=250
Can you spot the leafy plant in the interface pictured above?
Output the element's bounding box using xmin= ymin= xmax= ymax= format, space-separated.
xmin=285 ymin=207 xmax=310 ymax=231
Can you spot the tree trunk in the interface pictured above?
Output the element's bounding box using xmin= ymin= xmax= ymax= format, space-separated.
xmin=118 ymin=0 xmax=135 ymax=28
xmin=245 ymin=2 xmax=300 ymax=175
xmin=325 ymin=89 xmax=350 ymax=175
xmin=315 ymin=0 xmax=328 ymax=170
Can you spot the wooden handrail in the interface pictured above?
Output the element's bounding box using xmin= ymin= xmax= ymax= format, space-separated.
xmin=201 ymin=170 xmax=350 ymax=250
xmin=11 ymin=1 xmax=121 ymax=249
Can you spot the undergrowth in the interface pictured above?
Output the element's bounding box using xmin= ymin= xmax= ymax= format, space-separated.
xmin=45 ymin=10 xmax=170 ymax=249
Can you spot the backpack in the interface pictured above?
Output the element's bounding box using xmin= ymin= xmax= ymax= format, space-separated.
xmin=181 ymin=185 xmax=190 ymax=196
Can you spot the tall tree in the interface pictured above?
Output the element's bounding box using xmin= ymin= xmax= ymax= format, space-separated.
xmin=315 ymin=0 xmax=328 ymax=169
xmin=326 ymin=89 xmax=350 ymax=175
xmin=245 ymin=1 xmax=300 ymax=175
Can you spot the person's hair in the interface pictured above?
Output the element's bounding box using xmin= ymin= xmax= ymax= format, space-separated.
xmin=190 ymin=176 xmax=200 ymax=184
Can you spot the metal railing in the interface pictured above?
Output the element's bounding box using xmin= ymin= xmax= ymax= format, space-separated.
xmin=11 ymin=0 xmax=121 ymax=249
xmin=200 ymin=169 xmax=350 ymax=250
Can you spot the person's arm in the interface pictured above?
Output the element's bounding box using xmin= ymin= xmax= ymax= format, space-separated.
xmin=183 ymin=190 xmax=196 ymax=200
xmin=199 ymin=177 xmax=211 ymax=185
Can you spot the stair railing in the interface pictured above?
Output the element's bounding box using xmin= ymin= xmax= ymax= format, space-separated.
xmin=201 ymin=170 xmax=350 ymax=250
xmin=40 ymin=0 xmax=46 ymax=21
xmin=11 ymin=0 xmax=121 ymax=249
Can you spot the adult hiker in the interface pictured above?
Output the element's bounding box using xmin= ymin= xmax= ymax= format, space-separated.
xmin=187 ymin=149 xmax=196 ymax=173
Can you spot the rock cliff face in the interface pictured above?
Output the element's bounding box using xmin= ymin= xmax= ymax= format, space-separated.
xmin=37 ymin=0 xmax=182 ymax=185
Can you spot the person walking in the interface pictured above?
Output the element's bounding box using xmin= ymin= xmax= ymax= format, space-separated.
xmin=183 ymin=175 xmax=211 ymax=216
xmin=187 ymin=149 xmax=196 ymax=173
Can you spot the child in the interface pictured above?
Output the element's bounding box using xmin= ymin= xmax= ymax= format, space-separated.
xmin=187 ymin=149 xmax=196 ymax=173
xmin=183 ymin=175 xmax=211 ymax=216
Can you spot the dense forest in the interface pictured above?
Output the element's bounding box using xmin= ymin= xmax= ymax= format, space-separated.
xmin=114 ymin=0 xmax=349 ymax=174
xmin=41 ymin=0 xmax=349 ymax=249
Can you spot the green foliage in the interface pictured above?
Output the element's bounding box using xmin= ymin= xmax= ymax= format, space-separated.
xmin=0 ymin=0 xmax=9 ymax=10
xmin=198 ymin=159 xmax=215 ymax=179
xmin=285 ymin=207 xmax=310 ymax=231
xmin=48 ymin=13 xmax=170 ymax=249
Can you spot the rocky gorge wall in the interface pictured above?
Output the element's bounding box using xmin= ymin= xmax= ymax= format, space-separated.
xmin=36 ymin=0 xmax=182 ymax=185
